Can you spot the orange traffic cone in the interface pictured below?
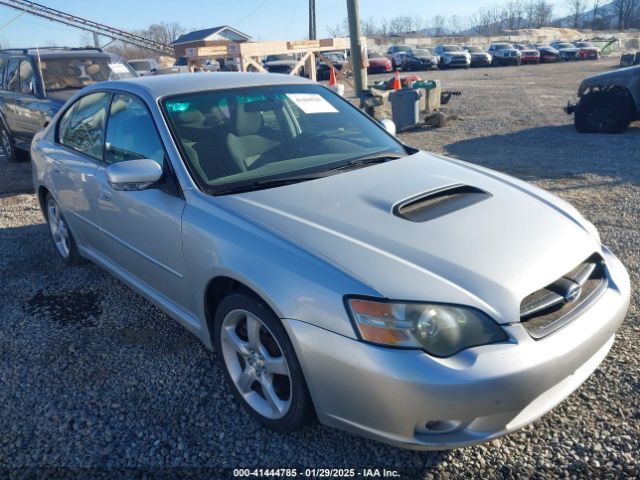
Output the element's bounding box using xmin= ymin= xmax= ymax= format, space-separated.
xmin=392 ymin=70 xmax=401 ymax=90
xmin=329 ymin=66 xmax=337 ymax=86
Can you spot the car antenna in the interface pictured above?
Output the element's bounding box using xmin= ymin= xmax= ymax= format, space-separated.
xmin=36 ymin=45 xmax=46 ymax=98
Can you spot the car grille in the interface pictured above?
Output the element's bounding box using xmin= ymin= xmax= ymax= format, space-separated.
xmin=519 ymin=254 xmax=607 ymax=338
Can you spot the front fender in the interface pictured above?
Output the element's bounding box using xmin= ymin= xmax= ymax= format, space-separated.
xmin=181 ymin=190 xmax=380 ymax=343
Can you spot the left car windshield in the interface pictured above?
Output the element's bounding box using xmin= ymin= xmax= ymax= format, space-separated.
xmin=163 ymin=84 xmax=406 ymax=194
xmin=40 ymin=56 xmax=137 ymax=91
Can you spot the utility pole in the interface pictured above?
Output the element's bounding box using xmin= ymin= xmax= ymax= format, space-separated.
xmin=308 ymin=0 xmax=316 ymax=40
xmin=346 ymin=0 xmax=367 ymax=96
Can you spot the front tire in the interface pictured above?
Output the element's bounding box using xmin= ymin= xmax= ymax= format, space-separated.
xmin=45 ymin=193 xmax=82 ymax=264
xmin=214 ymin=290 xmax=315 ymax=432
xmin=575 ymin=90 xmax=633 ymax=134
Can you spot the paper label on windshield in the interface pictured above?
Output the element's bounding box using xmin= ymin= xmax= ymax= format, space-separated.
xmin=108 ymin=63 xmax=129 ymax=74
xmin=286 ymin=93 xmax=338 ymax=114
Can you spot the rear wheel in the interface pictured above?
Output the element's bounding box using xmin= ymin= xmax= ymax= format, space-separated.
xmin=1 ymin=124 xmax=19 ymax=163
xmin=214 ymin=290 xmax=315 ymax=432
xmin=575 ymin=89 xmax=634 ymax=134
xmin=45 ymin=193 xmax=82 ymax=264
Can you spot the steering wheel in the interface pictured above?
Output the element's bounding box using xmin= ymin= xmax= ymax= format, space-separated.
xmin=290 ymin=131 xmax=330 ymax=156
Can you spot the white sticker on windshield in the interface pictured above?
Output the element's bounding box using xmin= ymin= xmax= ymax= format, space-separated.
xmin=108 ymin=63 xmax=129 ymax=74
xmin=286 ymin=93 xmax=338 ymax=114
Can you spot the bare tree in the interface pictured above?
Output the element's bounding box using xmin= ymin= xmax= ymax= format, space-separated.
xmin=567 ymin=0 xmax=587 ymax=27
xmin=431 ymin=15 xmax=447 ymax=36
xmin=447 ymin=15 xmax=463 ymax=34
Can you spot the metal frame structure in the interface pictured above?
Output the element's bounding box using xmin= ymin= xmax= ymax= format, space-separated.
xmin=0 ymin=0 xmax=174 ymax=55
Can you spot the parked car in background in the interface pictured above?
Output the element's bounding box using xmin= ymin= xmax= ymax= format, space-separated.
xmin=129 ymin=58 xmax=161 ymax=76
xmin=401 ymin=48 xmax=438 ymax=71
xmin=173 ymin=56 xmax=193 ymax=74
xmin=551 ymin=42 xmax=580 ymax=61
xmin=31 ymin=72 xmax=629 ymax=451
xmin=200 ymin=59 xmax=221 ymax=72
xmin=386 ymin=45 xmax=411 ymax=69
xmin=0 ymin=46 xmax=136 ymax=162
xmin=263 ymin=54 xmax=300 ymax=75
xmin=566 ymin=64 xmax=640 ymax=133
xmin=367 ymin=51 xmax=392 ymax=74
xmin=533 ymin=44 xmax=560 ymax=63
xmin=514 ymin=44 xmax=540 ymax=65
xmin=574 ymin=41 xmax=601 ymax=60
xmin=317 ymin=52 xmax=348 ymax=80
xmin=463 ymin=46 xmax=492 ymax=67
xmin=488 ymin=43 xmax=521 ymax=66
xmin=433 ymin=45 xmax=471 ymax=69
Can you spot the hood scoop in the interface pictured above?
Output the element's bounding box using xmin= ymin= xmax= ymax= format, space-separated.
xmin=394 ymin=184 xmax=491 ymax=222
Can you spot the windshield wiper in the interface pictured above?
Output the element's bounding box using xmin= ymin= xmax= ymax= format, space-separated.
xmin=327 ymin=152 xmax=405 ymax=172
xmin=212 ymin=172 xmax=328 ymax=195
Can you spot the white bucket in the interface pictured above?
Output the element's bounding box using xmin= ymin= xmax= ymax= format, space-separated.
xmin=329 ymin=83 xmax=345 ymax=97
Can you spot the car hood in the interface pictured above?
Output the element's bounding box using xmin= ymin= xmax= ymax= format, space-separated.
xmin=414 ymin=55 xmax=434 ymax=61
xmin=558 ymin=47 xmax=580 ymax=52
xmin=224 ymin=152 xmax=599 ymax=323
xmin=580 ymin=65 xmax=640 ymax=89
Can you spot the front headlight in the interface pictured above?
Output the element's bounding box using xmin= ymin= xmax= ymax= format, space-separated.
xmin=347 ymin=298 xmax=508 ymax=357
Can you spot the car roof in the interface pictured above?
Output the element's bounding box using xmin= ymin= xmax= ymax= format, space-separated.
xmin=81 ymin=72 xmax=313 ymax=100
xmin=0 ymin=48 xmax=108 ymax=58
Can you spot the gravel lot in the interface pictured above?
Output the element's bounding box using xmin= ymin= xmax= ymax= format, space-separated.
xmin=1 ymin=58 xmax=638 ymax=479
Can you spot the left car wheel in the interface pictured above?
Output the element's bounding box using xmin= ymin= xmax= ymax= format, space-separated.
xmin=45 ymin=193 xmax=82 ymax=265
xmin=214 ymin=290 xmax=315 ymax=432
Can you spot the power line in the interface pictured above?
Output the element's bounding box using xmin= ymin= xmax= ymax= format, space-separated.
xmin=234 ymin=0 xmax=268 ymax=26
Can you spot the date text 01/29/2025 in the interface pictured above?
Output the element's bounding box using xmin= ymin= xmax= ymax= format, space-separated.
xmin=232 ymin=468 xmax=401 ymax=478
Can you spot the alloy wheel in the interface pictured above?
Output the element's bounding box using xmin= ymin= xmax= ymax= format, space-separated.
xmin=47 ymin=197 xmax=71 ymax=259
xmin=2 ymin=129 xmax=12 ymax=158
xmin=220 ymin=308 xmax=292 ymax=419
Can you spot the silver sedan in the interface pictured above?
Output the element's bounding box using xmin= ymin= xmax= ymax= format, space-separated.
xmin=31 ymin=73 xmax=630 ymax=450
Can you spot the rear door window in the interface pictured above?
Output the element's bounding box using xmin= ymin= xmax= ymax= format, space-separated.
xmin=0 ymin=58 xmax=6 ymax=88
xmin=5 ymin=59 xmax=20 ymax=91
xmin=18 ymin=60 xmax=35 ymax=94
xmin=58 ymin=92 xmax=110 ymax=160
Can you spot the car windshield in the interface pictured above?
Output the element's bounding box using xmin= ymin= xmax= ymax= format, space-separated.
xmin=129 ymin=60 xmax=151 ymax=71
xmin=368 ymin=52 xmax=384 ymax=58
xmin=494 ymin=44 xmax=513 ymax=49
xmin=412 ymin=49 xmax=431 ymax=56
xmin=390 ymin=45 xmax=409 ymax=52
xmin=557 ymin=43 xmax=574 ymax=49
xmin=40 ymin=56 xmax=136 ymax=91
xmin=442 ymin=46 xmax=462 ymax=52
xmin=465 ymin=47 xmax=483 ymax=53
xmin=266 ymin=55 xmax=295 ymax=62
xmin=164 ymin=84 xmax=407 ymax=194
xmin=325 ymin=53 xmax=345 ymax=62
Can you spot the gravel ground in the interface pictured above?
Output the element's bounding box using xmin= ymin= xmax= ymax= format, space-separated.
xmin=0 ymin=58 xmax=638 ymax=479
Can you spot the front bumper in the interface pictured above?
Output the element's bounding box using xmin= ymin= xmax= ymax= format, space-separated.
xmin=284 ymin=248 xmax=629 ymax=450
xmin=496 ymin=56 xmax=520 ymax=65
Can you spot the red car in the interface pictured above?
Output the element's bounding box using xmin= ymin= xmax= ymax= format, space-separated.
xmin=574 ymin=41 xmax=601 ymax=60
xmin=367 ymin=51 xmax=392 ymax=74
xmin=515 ymin=44 xmax=540 ymax=64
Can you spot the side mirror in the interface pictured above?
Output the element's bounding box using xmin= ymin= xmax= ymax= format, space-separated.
xmin=380 ymin=118 xmax=396 ymax=136
xmin=106 ymin=159 xmax=162 ymax=191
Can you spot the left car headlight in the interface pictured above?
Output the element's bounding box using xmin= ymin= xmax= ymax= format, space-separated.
xmin=346 ymin=298 xmax=508 ymax=357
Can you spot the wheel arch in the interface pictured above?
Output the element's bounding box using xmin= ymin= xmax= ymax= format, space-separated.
xmin=203 ymin=275 xmax=282 ymax=348
xmin=36 ymin=185 xmax=51 ymax=218
xmin=581 ymin=84 xmax=638 ymax=117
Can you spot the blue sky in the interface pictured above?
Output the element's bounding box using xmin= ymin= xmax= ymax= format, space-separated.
xmin=0 ymin=0 xmax=570 ymax=48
